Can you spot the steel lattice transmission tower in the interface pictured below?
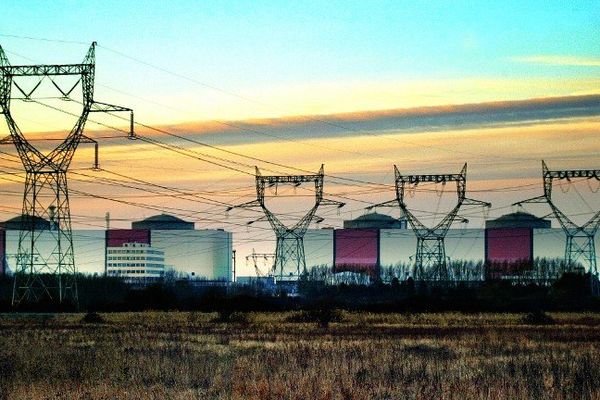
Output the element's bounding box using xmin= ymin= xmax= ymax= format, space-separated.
xmin=229 ymin=165 xmax=344 ymax=280
xmin=246 ymin=249 xmax=275 ymax=277
xmin=0 ymin=42 xmax=134 ymax=305
xmin=370 ymin=164 xmax=490 ymax=281
xmin=514 ymin=161 xmax=600 ymax=275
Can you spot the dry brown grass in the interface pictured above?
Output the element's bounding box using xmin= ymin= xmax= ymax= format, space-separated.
xmin=0 ymin=312 xmax=599 ymax=399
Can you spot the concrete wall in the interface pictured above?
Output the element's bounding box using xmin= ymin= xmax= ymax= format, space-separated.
xmin=150 ymin=229 xmax=232 ymax=281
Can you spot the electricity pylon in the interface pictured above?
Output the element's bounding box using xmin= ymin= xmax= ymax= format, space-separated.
xmin=246 ymin=249 xmax=275 ymax=277
xmin=229 ymin=165 xmax=344 ymax=280
xmin=0 ymin=42 xmax=134 ymax=306
xmin=369 ymin=164 xmax=490 ymax=281
xmin=514 ymin=160 xmax=599 ymax=275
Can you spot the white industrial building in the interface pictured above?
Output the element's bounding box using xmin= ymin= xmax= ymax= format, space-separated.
xmin=0 ymin=214 xmax=233 ymax=281
xmin=302 ymin=212 xmax=599 ymax=275
xmin=106 ymin=242 xmax=165 ymax=280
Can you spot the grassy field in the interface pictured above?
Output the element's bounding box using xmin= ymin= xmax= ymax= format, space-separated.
xmin=0 ymin=311 xmax=599 ymax=399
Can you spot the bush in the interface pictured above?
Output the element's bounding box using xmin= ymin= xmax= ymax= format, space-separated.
xmin=81 ymin=312 xmax=106 ymax=324
xmin=522 ymin=310 xmax=555 ymax=325
xmin=285 ymin=309 xmax=346 ymax=328
xmin=212 ymin=311 xmax=254 ymax=325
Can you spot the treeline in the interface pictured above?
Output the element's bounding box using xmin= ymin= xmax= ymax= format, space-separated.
xmin=311 ymin=257 xmax=582 ymax=285
xmin=0 ymin=268 xmax=598 ymax=313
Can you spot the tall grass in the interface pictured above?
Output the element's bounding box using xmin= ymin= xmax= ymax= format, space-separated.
xmin=0 ymin=312 xmax=598 ymax=399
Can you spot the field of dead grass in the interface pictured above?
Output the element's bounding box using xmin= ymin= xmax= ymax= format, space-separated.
xmin=0 ymin=311 xmax=599 ymax=399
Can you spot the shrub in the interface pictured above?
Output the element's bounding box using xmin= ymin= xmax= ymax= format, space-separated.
xmin=212 ymin=311 xmax=254 ymax=325
xmin=522 ymin=310 xmax=555 ymax=325
xmin=285 ymin=309 xmax=346 ymax=327
xmin=81 ymin=312 xmax=106 ymax=324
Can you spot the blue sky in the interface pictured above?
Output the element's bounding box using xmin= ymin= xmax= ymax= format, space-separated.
xmin=0 ymin=1 xmax=599 ymax=260
xmin=2 ymin=1 xmax=599 ymax=105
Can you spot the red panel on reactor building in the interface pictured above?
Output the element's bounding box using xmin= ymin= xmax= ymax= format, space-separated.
xmin=485 ymin=227 xmax=533 ymax=276
xmin=334 ymin=229 xmax=379 ymax=276
xmin=106 ymin=229 xmax=151 ymax=247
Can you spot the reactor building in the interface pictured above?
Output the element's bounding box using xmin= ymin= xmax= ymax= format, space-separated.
xmin=302 ymin=211 xmax=598 ymax=281
xmin=0 ymin=213 xmax=233 ymax=282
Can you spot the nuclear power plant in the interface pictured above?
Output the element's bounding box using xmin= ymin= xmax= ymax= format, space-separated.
xmin=0 ymin=42 xmax=597 ymax=307
xmin=0 ymin=213 xmax=233 ymax=283
xmin=0 ymin=209 xmax=598 ymax=287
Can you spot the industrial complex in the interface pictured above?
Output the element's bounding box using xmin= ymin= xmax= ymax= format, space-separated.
xmin=1 ymin=210 xmax=596 ymax=289
xmin=0 ymin=213 xmax=233 ymax=282
xmin=0 ymin=42 xmax=596 ymax=306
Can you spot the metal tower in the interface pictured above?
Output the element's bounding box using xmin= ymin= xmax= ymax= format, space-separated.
xmin=0 ymin=42 xmax=134 ymax=305
xmin=229 ymin=165 xmax=344 ymax=280
xmin=246 ymin=249 xmax=275 ymax=277
xmin=514 ymin=161 xmax=600 ymax=275
xmin=369 ymin=164 xmax=490 ymax=281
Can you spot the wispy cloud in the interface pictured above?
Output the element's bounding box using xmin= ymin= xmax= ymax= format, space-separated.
xmin=511 ymin=55 xmax=600 ymax=67
xmin=136 ymin=94 xmax=600 ymax=146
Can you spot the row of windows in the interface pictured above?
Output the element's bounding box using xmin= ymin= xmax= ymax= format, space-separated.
xmin=108 ymin=270 xmax=164 ymax=276
xmin=107 ymin=263 xmax=165 ymax=268
xmin=107 ymin=256 xmax=164 ymax=262
xmin=107 ymin=249 xmax=163 ymax=255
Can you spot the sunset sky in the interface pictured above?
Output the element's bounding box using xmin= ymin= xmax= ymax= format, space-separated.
xmin=0 ymin=1 xmax=599 ymax=272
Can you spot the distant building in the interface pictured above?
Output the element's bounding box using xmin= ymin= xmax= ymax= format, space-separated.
xmin=485 ymin=212 xmax=551 ymax=278
xmin=106 ymin=242 xmax=165 ymax=281
xmin=0 ymin=215 xmax=51 ymax=231
xmin=343 ymin=212 xmax=407 ymax=229
xmin=303 ymin=209 xmax=598 ymax=280
xmin=0 ymin=212 xmax=233 ymax=281
xmin=107 ymin=214 xmax=232 ymax=281
xmin=329 ymin=213 xmax=407 ymax=277
xmin=132 ymin=214 xmax=194 ymax=230
xmin=485 ymin=211 xmax=551 ymax=229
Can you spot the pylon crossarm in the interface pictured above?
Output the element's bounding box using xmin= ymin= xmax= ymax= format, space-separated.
xmin=313 ymin=215 xmax=325 ymax=225
xmin=365 ymin=198 xmax=397 ymax=210
xmin=91 ymin=102 xmax=135 ymax=138
xmin=90 ymin=101 xmax=132 ymax=113
xmin=512 ymin=195 xmax=548 ymax=207
xmin=319 ymin=198 xmax=345 ymax=208
xmin=262 ymin=173 xmax=322 ymax=185
xmin=395 ymin=164 xmax=466 ymax=183
xmin=0 ymin=64 xmax=90 ymax=77
xmin=246 ymin=214 xmax=269 ymax=225
xmin=79 ymin=135 xmax=99 ymax=169
xmin=394 ymin=165 xmax=465 ymax=186
xmin=455 ymin=215 xmax=471 ymax=224
xmin=545 ymin=168 xmax=600 ymax=181
xmin=0 ymin=134 xmax=12 ymax=144
xmin=462 ymin=197 xmax=491 ymax=208
xmin=226 ymin=199 xmax=262 ymax=211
